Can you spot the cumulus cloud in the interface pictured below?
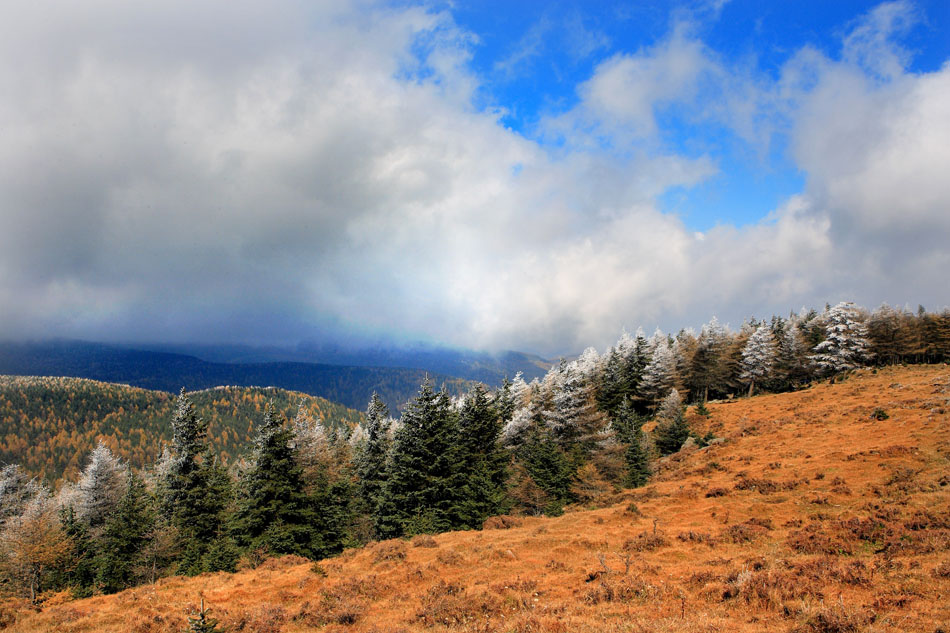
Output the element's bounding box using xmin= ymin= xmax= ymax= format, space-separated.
xmin=0 ymin=0 xmax=947 ymax=355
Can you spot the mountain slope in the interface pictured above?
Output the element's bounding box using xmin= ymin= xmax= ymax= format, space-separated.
xmin=0 ymin=376 xmax=363 ymax=481
xmin=142 ymin=341 xmax=556 ymax=384
xmin=10 ymin=365 xmax=950 ymax=632
xmin=0 ymin=341 xmax=471 ymax=412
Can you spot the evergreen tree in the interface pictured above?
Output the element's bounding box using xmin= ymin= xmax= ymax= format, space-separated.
xmin=544 ymin=360 xmax=603 ymax=459
xmin=0 ymin=465 xmax=41 ymax=528
xmin=353 ymin=393 xmax=391 ymax=517
xmin=639 ymin=341 xmax=677 ymax=408
xmin=613 ymin=398 xmax=649 ymax=488
xmin=160 ymin=389 xmax=232 ymax=574
xmin=775 ymin=318 xmax=810 ymax=389
xmin=653 ymin=394 xmax=691 ymax=456
xmin=624 ymin=428 xmax=650 ymax=488
xmin=810 ymin=302 xmax=871 ymax=376
xmin=375 ymin=382 xmax=461 ymax=538
xmin=655 ymin=388 xmax=683 ymax=423
xmin=455 ymin=385 xmax=509 ymax=528
xmin=740 ymin=324 xmax=776 ymax=396
xmin=516 ymin=422 xmax=572 ymax=515
xmin=188 ymin=599 xmax=221 ymax=633
xmin=232 ymin=403 xmax=320 ymax=558
xmin=56 ymin=506 xmax=95 ymax=596
xmin=95 ymin=470 xmax=152 ymax=594
xmin=597 ymin=347 xmax=628 ymax=416
xmin=75 ymin=441 xmax=126 ymax=529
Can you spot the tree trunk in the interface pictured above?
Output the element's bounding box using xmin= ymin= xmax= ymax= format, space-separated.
xmin=747 ymin=381 xmax=755 ymax=398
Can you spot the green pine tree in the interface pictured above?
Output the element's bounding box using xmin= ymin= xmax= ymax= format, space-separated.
xmin=187 ymin=599 xmax=221 ymax=633
xmin=95 ymin=470 xmax=153 ymax=594
xmin=160 ymin=389 xmax=232 ymax=575
xmin=613 ymin=398 xmax=650 ymax=487
xmin=653 ymin=408 xmax=692 ymax=456
xmin=56 ymin=506 xmax=96 ymax=597
xmin=375 ymin=381 xmax=461 ymax=538
xmin=455 ymin=385 xmax=509 ymax=528
xmin=353 ymin=393 xmax=391 ymax=517
xmin=232 ymin=403 xmax=321 ymax=558
xmin=516 ymin=422 xmax=573 ymax=515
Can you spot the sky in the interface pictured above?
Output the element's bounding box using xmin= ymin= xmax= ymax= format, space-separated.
xmin=0 ymin=0 xmax=948 ymax=356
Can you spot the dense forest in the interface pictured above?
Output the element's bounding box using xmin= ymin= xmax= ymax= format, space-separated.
xmin=0 ymin=342 xmax=472 ymax=412
xmin=0 ymin=301 xmax=948 ymax=602
xmin=0 ymin=378 xmax=363 ymax=481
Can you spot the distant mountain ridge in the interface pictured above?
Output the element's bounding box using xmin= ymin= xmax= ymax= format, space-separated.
xmin=0 ymin=341 xmax=475 ymax=413
xmin=136 ymin=341 xmax=555 ymax=384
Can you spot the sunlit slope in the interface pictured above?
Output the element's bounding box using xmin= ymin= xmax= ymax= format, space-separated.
xmin=14 ymin=365 xmax=950 ymax=633
xmin=0 ymin=376 xmax=363 ymax=481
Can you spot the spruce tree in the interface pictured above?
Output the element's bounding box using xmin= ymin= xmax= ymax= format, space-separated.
xmin=652 ymin=390 xmax=691 ymax=455
xmin=375 ymin=382 xmax=461 ymax=538
xmin=740 ymin=324 xmax=776 ymax=396
xmin=232 ymin=403 xmax=320 ymax=558
xmin=95 ymin=470 xmax=152 ymax=594
xmin=810 ymin=302 xmax=871 ymax=376
xmin=455 ymin=385 xmax=509 ymax=528
xmin=160 ymin=389 xmax=231 ymax=573
xmin=612 ymin=398 xmax=649 ymax=487
xmin=597 ymin=347 xmax=626 ymax=416
xmin=516 ymin=422 xmax=572 ymax=515
xmin=353 ymin=393 xmax=391 ymax=518
xmin=57 ymin=506 xmax=95 ymax=597
xmin=639 ymin=341 xmax=677 ymax=409
xmin=75 ymin=441 xmax=126 ymax=529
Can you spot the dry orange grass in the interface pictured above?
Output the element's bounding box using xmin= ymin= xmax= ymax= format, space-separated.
xmin=8 ymin=365 xmax=950 ymax=633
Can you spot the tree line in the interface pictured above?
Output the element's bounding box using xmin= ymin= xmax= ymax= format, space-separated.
xmin=0 ymin=300 xmax=947 ymax=601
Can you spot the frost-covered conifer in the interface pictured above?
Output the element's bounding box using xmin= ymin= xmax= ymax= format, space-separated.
xmin=76 ymin=441 xmax=127 ymax=528
xmin=810 ymin=302 xmax=871 ymax=375
xmin=0 ymin=465 xmax=41 ymax=527
xmin=639 ymin=340 xmax=677 ymax=407
xmin=502 ymin=405 xmax=534 ymax=446
xmin=543 ymin=361 xmax=601 ymax=449
xmin=740 ymin=324 xmax=776 ymax=396
xmin=655 ymin=388 xmax=683 ymax=423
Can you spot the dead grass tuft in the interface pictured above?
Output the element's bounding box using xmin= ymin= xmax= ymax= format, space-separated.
xmin=410 ymin=534 xmax=438 ymax=548
xmin=622 ymin=530 xmax=669 ymax=552
xmin=416 ymin=580 xmax=501 ymax=626
xmin=483 ymin=515 xmax=524 ymax=530
xmin=792 ymin=602 xmax=874 ymax=633
xmin=372 ymin=540 xmax=407 ymax=563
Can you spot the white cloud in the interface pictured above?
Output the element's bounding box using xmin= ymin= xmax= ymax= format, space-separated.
xmin=0 ymin=0 xmax=947 ymax=355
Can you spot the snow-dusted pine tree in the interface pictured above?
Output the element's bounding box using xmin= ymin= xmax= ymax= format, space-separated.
xmin=0 ymin=465 xmax=41 ymax=528
xmin=543 ymin=360 xmax=601 ymax=450
xmin=75 ymin=441 xmax=127 ymax=528
xmin=810 ymin=302 xmax=871 ymax=376
xmin=740 ymin=324 xmax=776 ymax=396
xmin=688 ymin=317 xmax=732 ymax=403
xmin=638 ymin=340 xmax=677 ymax=408
xmin=655 ymin=388 xmax=683 ymax=423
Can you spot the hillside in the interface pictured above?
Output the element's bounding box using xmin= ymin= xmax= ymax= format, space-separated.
xmin=0 ymin=376 xmax=363 ymax=481
xmin=9 ymin=365 xmax=949 ymax=632
xmin=0 ymin=341 xmax=473 ymax=413
xmin=141 ymin=342 xmax=555 ymax=385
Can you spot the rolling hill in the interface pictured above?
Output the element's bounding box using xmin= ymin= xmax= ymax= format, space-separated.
xmin=0 ymin=376 xmax=364 ymax=482
xmin=8 ymin=365 xmax=949 ymax=632
xmin=0 ymin=341 xmax=472 ymax=413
